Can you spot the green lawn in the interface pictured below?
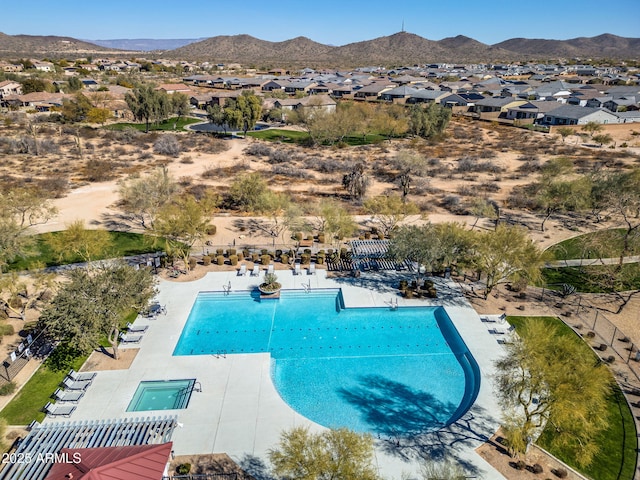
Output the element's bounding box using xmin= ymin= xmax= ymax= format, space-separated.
xmin=541 ymin=263 xmax=640 ymax=292
xmin=0 ymin=352 xmax=87 ymax=425
xmin=246 ymin=128 xmax=387 ymax=146
xmin=508 ymin=316 xmax=637 ymax=480
xmin=547 ymin=229 xmax=640 ymax=261
xmin=8 ymin=231 xmax=160 ymax=271
xmin=105 ymin=116 xmax=201 ymax=132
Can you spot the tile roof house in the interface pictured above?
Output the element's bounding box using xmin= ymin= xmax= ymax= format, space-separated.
xmin=156 ymin=83 xmax=192 ymax=94
xmin=43 ymin=443 xmax=173 ymax=480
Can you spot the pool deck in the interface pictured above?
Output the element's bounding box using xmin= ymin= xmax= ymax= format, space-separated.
xmin=56 ymin=269 xmax=509 ymax=479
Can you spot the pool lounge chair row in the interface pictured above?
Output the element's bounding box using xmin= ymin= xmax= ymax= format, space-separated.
xmin=43 ymin=401 xmax=76 ymax=418
xmin=238 ymin=263 xmax=317 ymax=277
xmin=46 ymin=369 xmax=98 ymax=417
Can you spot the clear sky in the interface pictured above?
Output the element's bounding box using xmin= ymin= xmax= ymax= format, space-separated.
xmin=2 ymin=0 xmax=638 ymax=45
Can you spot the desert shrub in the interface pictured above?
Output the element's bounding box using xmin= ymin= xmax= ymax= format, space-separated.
xmin=216 ymin=255 xmax=225 ymax=265
xmin=300 ymin=253 xmax=311 ymax=265
xmin=532 ymin=464 xmax=543 ymax=474
xmin=0 ymin=324 xmax=14 ymax=336
xmin=84 ymin=159 xmax=115 ymax=182
xmin=245 ymin=143 xmax=272 ymax=157
xmin=153 ymin=134 xmax=181 ymax=157
xmin=457 ymin=185 xmax=473 ymax=197
xmin=554 ymin=468 xmax=567 ymax=478
xmin=180 ymin=156 xmax=193 ymax=164
xmin=280 ymin=253 xmax=289 ymax=264
xmin=178 ymin=176 xmax=192 ymax=187
xmin=138 ymin=151 xmax=153 ymax=160
xmin=271 ymin=165 xmax=313 ymax=179
xmin=216 ymin=248 xmax=224 ymax=255
xmin=38 ymin=138 xmax=59 ymax=155
xmin=480 ymin=181 xmax=500 ymax=192
xmin=261 ymin=254 xmax=271 ymax=265
xmin=227 ymin=248 xmax=236 ymax=256
xmin=38 ymin=176 xmax=68 ymax=198
xmin=188 ymin=257 xmax=197 ymax=270
xmin=176 ymin=463 xmax=191 ymax=475
xmin=441 ymin=195 xmax=464 ymax=214
xmin=206 ymin=225 xmax=217 ymax=236
xmin=515 ymin=460 xmax=526 ymax=470
xmin=268 ymin=149 xmax=292 ymax=164
xmin=202 ymin=255 xmax=211 ymax=266
xmin=0 ymin=382 xmax=16 ymax=396
xmin=229 ymin=255 xmax=238 ymax=266
xmin=312 ymin=158 xmax=344 ymax=173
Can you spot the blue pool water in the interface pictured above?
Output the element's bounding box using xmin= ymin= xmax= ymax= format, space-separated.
xmin=127 ymin=379 xmax=195 ymax=412
xmin=173 ymin=289 xmax=479 ymax=435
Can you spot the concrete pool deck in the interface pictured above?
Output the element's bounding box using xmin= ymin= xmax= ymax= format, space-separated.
xmin=56 ymin=269 xmax=508 ymax=479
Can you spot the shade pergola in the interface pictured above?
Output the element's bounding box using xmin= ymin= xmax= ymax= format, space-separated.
xmin=349 ymin=240 xmax=413 ymax=272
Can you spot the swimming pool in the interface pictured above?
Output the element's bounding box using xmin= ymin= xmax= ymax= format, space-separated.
xmin=173 ymin=289 xmax=479 ymax=435
xmin=127 ymin=379 xmax=196 ymax=412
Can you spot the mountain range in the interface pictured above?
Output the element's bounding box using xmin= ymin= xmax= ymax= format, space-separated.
xmin=0 ymin=31 xmax=638 ymax=66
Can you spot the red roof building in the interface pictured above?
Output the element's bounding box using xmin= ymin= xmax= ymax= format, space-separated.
xmin=44 ymin=442 xmax=172 ymax=480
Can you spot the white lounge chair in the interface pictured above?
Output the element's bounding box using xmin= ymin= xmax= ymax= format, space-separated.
xmin=67 ymin=369 xmax=96 ymax=382
xmin=120 ymin=333 xmax=143 ymax=344
xmin=489 ymin=324 xmax=515 ymax=335
xmin=293 ymin=263 xmax=301 ymax=276
xmin=267 ymin=263 xmax=274 ymax=275
xmin=53 ymin=388 xmax=84 ymax=403
xmin=308 ymin=262 xmax=316 ymax=275
xmin=126 ymin=322 xmax=148 ymax=333
xmin=44 ymin=402 xmax=76 ymax=418
xmin=61 ymin=377 xmax=91 ymax=391
xmin=250 ymin=264 xmax=260 ymax=276
xmin=238 ymin=264 xmax=247 ymax=276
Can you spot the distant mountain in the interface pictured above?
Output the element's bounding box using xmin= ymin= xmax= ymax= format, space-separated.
xmin=165 ymin=31 xmax=639 ymax=66
xmin=494 ymin=34 xmax=640 ymax=59
xmin=166 ymin=34 xmax=333 ymax=65
xmin=0 ymin=32 xmax=130 ymax=56
xmin=89 ymin=38 xmax=205 ymax=51
xmin=0 ymin=31 xmax=637 ymax=64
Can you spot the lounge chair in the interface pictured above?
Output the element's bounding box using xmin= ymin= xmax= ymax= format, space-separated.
xmin=44 ymin=402 xmax=76 ymax=418
xmin=267 ymin=263 xmax=274 ymax=275
xmin=53 ymin=388 xmax=84 ymax=403
xmin=61 ymin=377 xmax=92 ymax=391
xmin=67 ymin=369 xmax=96 ymax=382
xmin=250 ymin=264 xmax=260 ymax=276
xmin=238 ymin=264 xmax=247 ymax=276
xmin=293 ymin=263 xmax=301 ymax=276
xmin=126 ymin=322 xmax=148 ymax=333
xmin=119 ymin=333 xmax=143 ymax=344
xmin=308 ymin=262 xmax=316 ymax=275
xmin=489 ymin=324 xmax=515 ymax=335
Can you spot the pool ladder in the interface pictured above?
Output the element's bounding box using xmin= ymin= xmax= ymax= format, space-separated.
xmin=301 ymin=280 xmax=311 ymax=293
xmin=214 ymin=350 xmax=227 ymax=358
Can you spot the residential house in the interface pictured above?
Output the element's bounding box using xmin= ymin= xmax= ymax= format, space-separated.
xmin=274 ymin=94 xmax=336 ymax=116
xmin=0 ymin=80 xmax=22 ymax=98
xmin=33 ymin=61 xmax=54 ymax=72
xmin=406 ymin=89 xmax=449 ymax=104
xmin=0 ymin=62 xmax=23 ymax=72
xmin=603 ymin=96 xmax=639 ymax=112
xmin=614 ymin=111 xmax=640 ymax=123
xmin=156 ymin=83 xmax=192 ymax=94
xmin=472 ymin=97 xmax=526 ymax=114
xmin=540 ymin=105 xmax=620 ymax=125
xmin=379 ymin=85 xmax=419 ymax=103
xmin=505 ymin=100 xmax=561 ymax=121
xmin=354 ymin=81 xmax=394 ymax=100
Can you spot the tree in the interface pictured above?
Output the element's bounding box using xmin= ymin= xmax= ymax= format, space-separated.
xmin=556 ymin=127 xmax=574 ymax=143
xmin=228 ymin=172 xmax=269 ymax=212
xmin=370 ymin=104 xmax=409 ymax=141
xmin=309 ymin=199 xmax=358 ymax=247
xmin=66 ymin=76 xmax=84 ymax=92
xmin=592 ymin=133 xmax=613 ymax=147
xmin=38 ymin=263 xmax=156 ymax=360
xmin=471 ymin=224 xmax=546 ymax=298
xmin=419 ymin=457 xmax=468 ymax=480
xmin=387 ymin=223 xmax=471 ymax=276
xmin=234 ymin=90 xmax=262 ymax=135
xmin=152 ymin=193 xmax=219 ymax=270
xmin=86 ymin=107 xmax=113 ymax=125
xmin=536 ymin=177 xmax=591 ymax=232
xmin=363 ymin=195 xmax=420 ymax=237
xmin=59 ymin=93 xmax=93 ymax=123
xmin=581 ymin=121 xmax=603 ymax=138
xmin=342 ymin=163 xmax=370 ymax=201
xmin=45 ymin=221 xmax=113 ymax=263
xmin=206 ymin=104 xmax=226 ymax=133
xmin=408 ymin=103 xmax=452 ymax=140
xmin=0 ymin=268 xmax=56 ymax=321
xmin=494 ymin=319 xmax=613 ymax=466
xmin=171 ymin=92 xmax=190 ymax=122
xmin=21 ymin=78 xmax=49 ymax=94
xmin=468 ymin=198 xmax=499 ymax=230
xmin=268 ymin=427 xmax=380 ymax=480
xmin=118 ymin=167 xmax=179 ymax=229
xmin=259 ymin=192 xmax=305 ymax=245
xmin=125 ymin=85 xmax=171 ymax=132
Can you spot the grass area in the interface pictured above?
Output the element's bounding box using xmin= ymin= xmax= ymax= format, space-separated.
xmin=8 ymin=231 xmax=160 ymax=271
xmin=246 ymin=128 xmax=387 ymax=146
xmin=0 ymin=352 xmax=87 ymax=425
xmin=105 ymin=116 xmax=201 ymax=132
xmin=547 ymin=228 xmax=639 ymax=261
xmin=98 ymin=310 xmax=138 ymax=349
xmin=541 ymin=263 xmax=640 ymax=292
xmin=508 ymin=316 xmax=637 ymax=480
